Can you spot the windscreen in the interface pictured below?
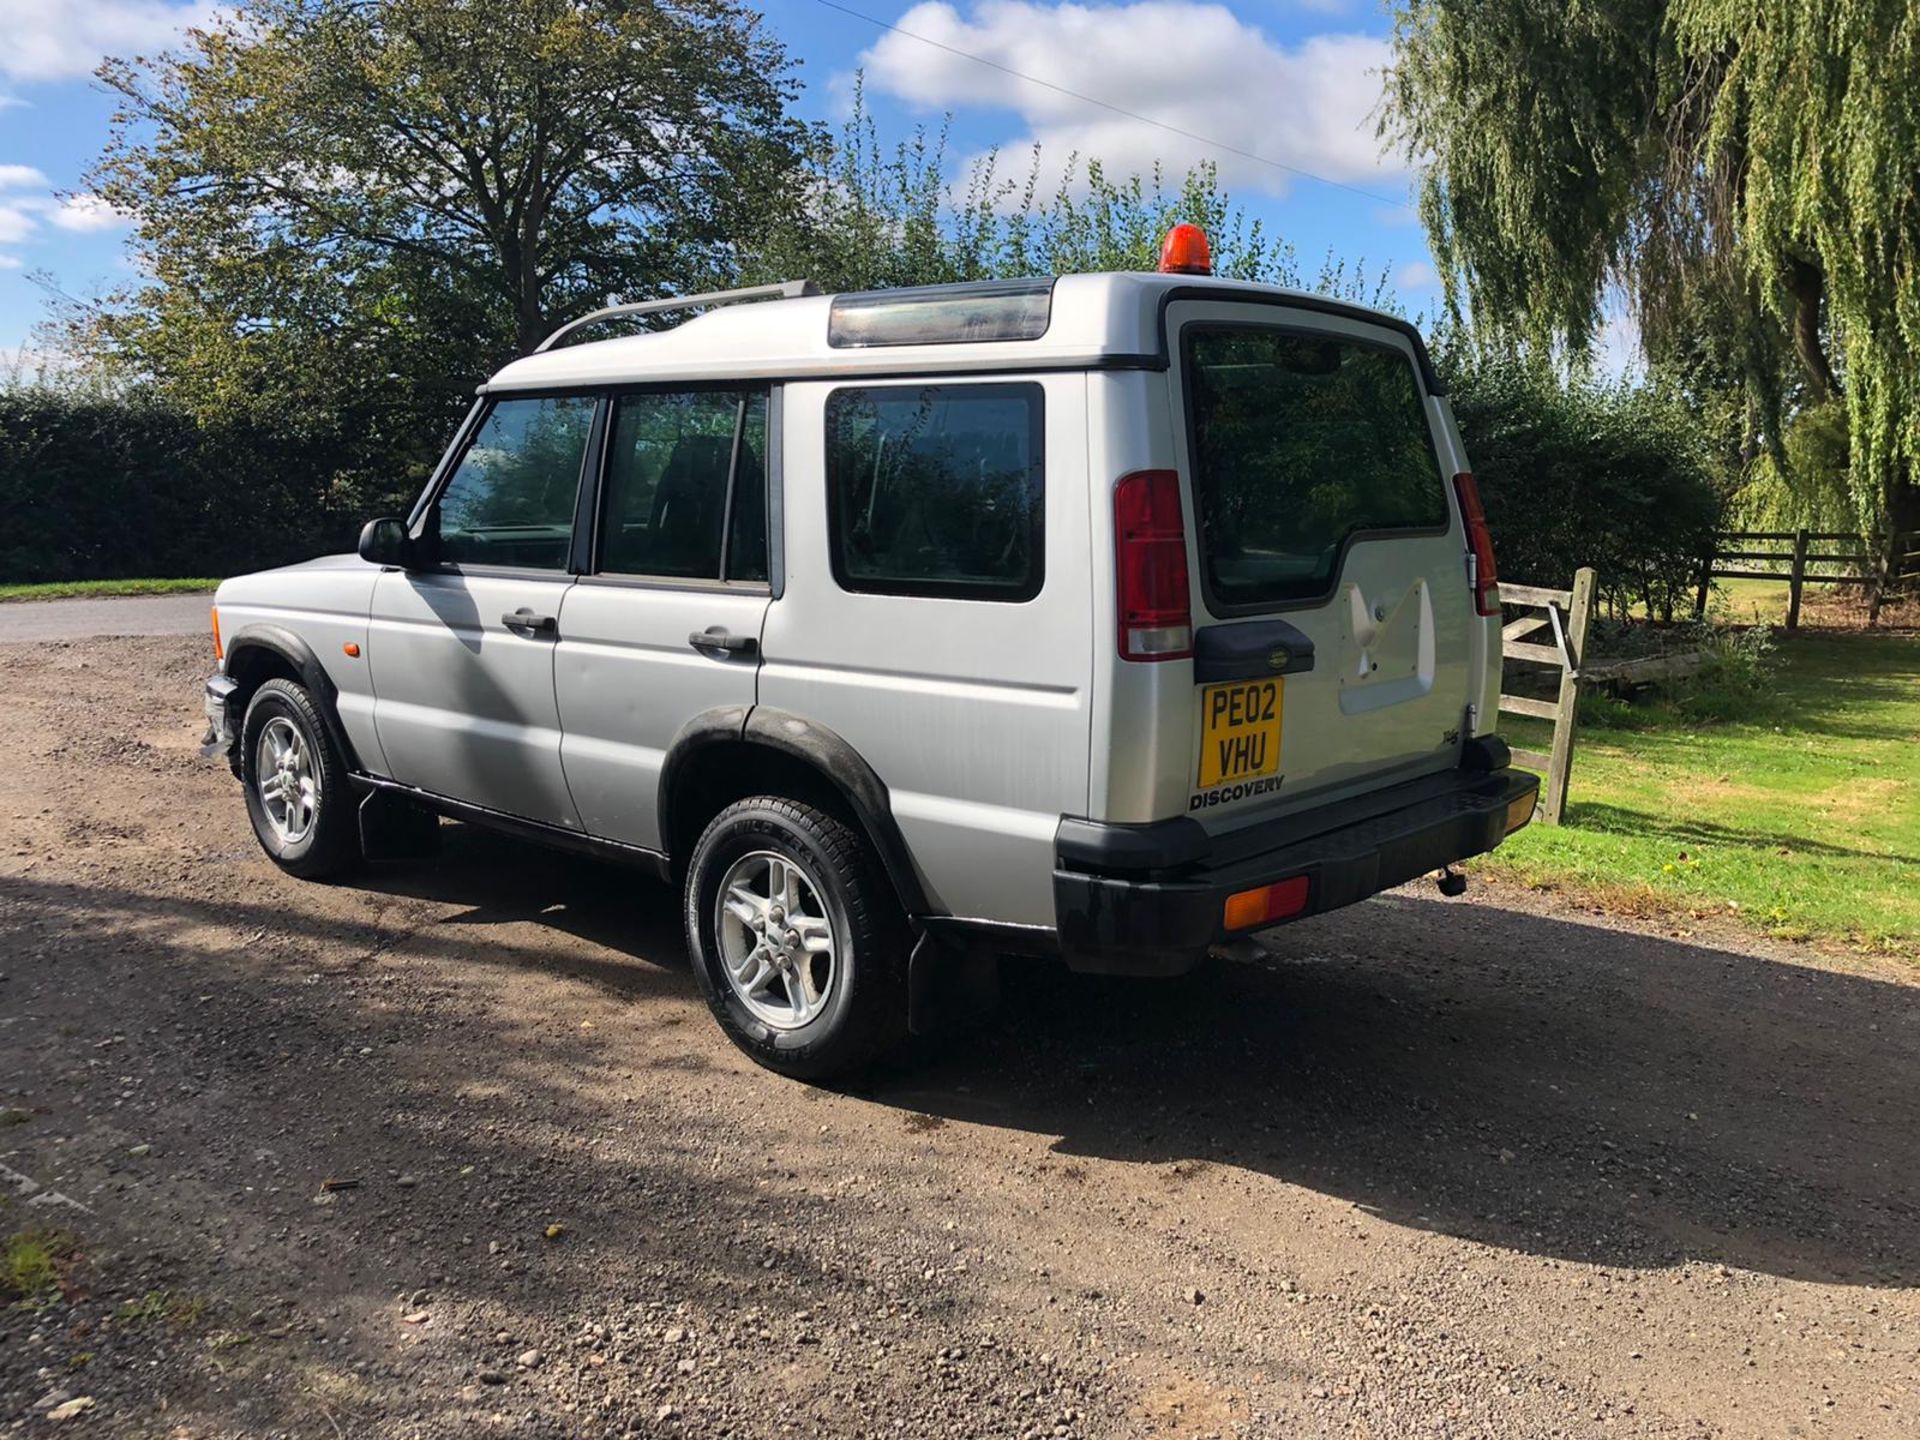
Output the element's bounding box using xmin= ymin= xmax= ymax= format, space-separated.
xmin=1184 ymin=325 xmax=1449 ymax=610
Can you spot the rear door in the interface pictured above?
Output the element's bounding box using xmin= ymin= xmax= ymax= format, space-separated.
xmin=1168 ymin=301 xmax=1474 ymax=823
xmin=759 ymin=374 xmax=1092 ymax=928
xmin=552 ymin=387 xmax=773 ymax=851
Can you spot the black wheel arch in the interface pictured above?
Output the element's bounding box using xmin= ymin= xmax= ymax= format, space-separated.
xmin=223 ymin=624 xmax=363 ymax=773
xmin=659 ymin=706 xmax=933 ymax=918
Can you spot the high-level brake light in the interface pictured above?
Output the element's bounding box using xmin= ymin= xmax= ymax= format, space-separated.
xmin=1114 ymin=470 xmax=1193 ymax=661
xmin=1158 ymin=224 xmax=1212 ymax=276
xmin=1453 ymin=471 xmax=1501 ymax=616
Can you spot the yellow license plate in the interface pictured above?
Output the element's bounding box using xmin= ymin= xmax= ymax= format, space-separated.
xmin=1198 ymin=678 xmax=1284 ymax=788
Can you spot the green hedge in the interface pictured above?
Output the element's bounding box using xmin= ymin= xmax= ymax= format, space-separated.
xmin=0 ymin=390 xmax=379 ymax=583
xmin=6 ymin=361 xmax=1724 ymax=611
xmin=1444 ymin=355 xmax=1725 ymax=618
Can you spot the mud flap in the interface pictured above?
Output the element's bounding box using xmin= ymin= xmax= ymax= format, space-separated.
xmin=906 ymin=930 xmax=1001 ymax=1036
xmin=357 ymin=788 xmax=442 ymax=862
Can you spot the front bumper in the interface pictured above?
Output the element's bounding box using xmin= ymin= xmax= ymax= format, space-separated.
xmin=201 ymin=674 xmax=239 ymax=763
xmin=1053 ymin=749 xmax=1538 ymax=975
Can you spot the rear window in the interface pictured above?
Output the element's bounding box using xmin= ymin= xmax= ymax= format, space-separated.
xmin=1184 ymin=325 xmax=1448 ymax=609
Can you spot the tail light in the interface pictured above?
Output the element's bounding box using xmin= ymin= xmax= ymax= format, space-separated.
xmin=211 ymin=604 xmax=223 ymax=660
xmin=1114 ymin=470 xmax=1192 ymax=661
xmin=1453 ymin=471 xmax=1500 ymax=616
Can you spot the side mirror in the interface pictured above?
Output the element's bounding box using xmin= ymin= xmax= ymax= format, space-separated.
xmin=357 ymin=517 xmax=414 ymax=568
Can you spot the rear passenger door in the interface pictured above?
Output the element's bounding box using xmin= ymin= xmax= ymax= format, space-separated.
xmin=760 ymin=376 xmax=1092 ymax=928
xmin=553 ymin=387 xmax=773 ymax=851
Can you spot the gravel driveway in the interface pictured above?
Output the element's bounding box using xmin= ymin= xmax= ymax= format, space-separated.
xmin=2 ymin=634 xmax=1916 ymax=1438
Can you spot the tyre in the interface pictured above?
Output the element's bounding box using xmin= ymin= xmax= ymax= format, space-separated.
xmin=684 ymin=797 xmax=909 ymax=1080
xmin=239 ymin=677 xmax=359 ymax=880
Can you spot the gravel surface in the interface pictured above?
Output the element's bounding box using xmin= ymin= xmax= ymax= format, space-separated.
xmin=2 ymin=634 xmax=1916 ymax=1438
xmin=0 ymin=594 xmax=214 ymax=643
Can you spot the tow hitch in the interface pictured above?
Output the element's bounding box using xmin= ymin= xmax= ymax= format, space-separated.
xmin=1435 ymin=865 xmax=1467 ymax=897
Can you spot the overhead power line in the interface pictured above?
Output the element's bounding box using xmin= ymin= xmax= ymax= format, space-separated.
xmin=810 ymin=0 xmax=1404 ymax=207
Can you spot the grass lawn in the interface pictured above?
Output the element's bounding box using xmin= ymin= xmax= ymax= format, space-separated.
xmin=1484 ymin=628 xmax=1920 ymax=955
xmin=0 ymin=578 xmax=219 ymax=602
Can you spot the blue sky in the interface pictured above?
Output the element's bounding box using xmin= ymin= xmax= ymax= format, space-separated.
xmin=0 ymin=1 xmax=1462 ymax=363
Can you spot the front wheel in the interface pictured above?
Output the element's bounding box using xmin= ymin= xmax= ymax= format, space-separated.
xmin=239 ymin=678 xmax=359 ymax=880
xmin=684 ymin=797 xmax=908 ymax=1080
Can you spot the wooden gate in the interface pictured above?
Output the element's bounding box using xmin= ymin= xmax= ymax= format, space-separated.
xmin=1496 ymin=568 xmax=1596 ymax=826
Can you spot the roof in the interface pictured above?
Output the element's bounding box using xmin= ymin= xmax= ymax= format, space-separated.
xmin=484 ymin=271 xmax=1437 ymax=393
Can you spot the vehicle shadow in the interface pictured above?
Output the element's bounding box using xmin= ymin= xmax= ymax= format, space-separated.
xmin=871 ymin=893 xmax=1920 ymax=1288
xmin=345 ymin=827 xmax=1920 ymax=1286
xmin=346 ymin=817 xmax=688 ymax=980
xmin=80 ymin=817 xmax=1920 ymax=1290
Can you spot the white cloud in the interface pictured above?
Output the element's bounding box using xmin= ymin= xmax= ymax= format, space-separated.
xmin=0 ymin=1 xmax=221 ymax=83
xmin=0 ymin=202 xmax=34 ymax=244
xmin=0 ymin=252 xmax=20 ymax=270
xmin=858 ymin=2 xmax=1402 ymax=198
xmin=1395 ymin=260 xmax=1437 ymax=290
xmin=51 ymin=193 xmax=133 ymax=232
xmin=0 ymin=164 xmax=50 ymax=190
xmin=0 ymin=95 xmax=28 ymax=111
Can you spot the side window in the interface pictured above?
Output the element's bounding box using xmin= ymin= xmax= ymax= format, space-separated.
xmin=434 ymin=395 xmax=596 ymax=571
xmin=599 ymin=390 xmax=769 ymax=582
xmin=825 ymin=383 xmax=1044 ymax=601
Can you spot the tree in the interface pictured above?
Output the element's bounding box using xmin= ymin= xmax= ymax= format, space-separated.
xmin=1381 ymin=0 xmax=1920 ymax=535
xmin=742 ymin=84 xmax=1391 ymax=306
xmin=78 ymin=0 xmax=806 ymax=495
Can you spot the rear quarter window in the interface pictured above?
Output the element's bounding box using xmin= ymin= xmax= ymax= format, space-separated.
xmin=825 ymin=383 xmax=1044 ymax=602
xmin=1184 ymin=325 xmax=1448 ymax=611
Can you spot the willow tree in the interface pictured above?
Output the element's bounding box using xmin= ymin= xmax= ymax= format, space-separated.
xmin=1382 ymin=1 xmax=1920 ymax=535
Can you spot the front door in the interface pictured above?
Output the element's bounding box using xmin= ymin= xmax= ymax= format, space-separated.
xmin=553 ymin=387 xmax=774 ymax=851
xmin=368 ymin=393 xmax=596 ymax=829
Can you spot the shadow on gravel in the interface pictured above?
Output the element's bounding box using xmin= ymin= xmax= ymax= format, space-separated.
xmin=875 ymin=894 xmax=1920 ymax=1289
xmin=7 ymin=831 xmax=1917 ymax=1298
xmin=349 ymin=820 xmax=689 ymax=979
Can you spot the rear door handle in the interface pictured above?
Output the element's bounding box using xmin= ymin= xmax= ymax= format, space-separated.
xmin=688 ymin=627 xmax=758 ymax=657
xmin=502 ymin=609 xmax=558 ymax=635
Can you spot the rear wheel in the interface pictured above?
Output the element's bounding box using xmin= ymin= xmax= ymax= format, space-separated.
xmin=240 ymin=678 xmax=359 ymax=880
xmin=684 ymin=797 xmax=908 ymax=1079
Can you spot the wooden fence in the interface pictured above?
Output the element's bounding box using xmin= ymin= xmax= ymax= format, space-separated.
xmin=1497 ymin=567 xmax=1596 ymax=826
xmin=1695 ymin=528 xmax=1917 ymax=629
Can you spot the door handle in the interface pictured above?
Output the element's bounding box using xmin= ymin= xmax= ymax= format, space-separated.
xmin=502 ymin=609 xmax=558 ymax=635
xmin=688 ymin=627 xmax=758 ymax=657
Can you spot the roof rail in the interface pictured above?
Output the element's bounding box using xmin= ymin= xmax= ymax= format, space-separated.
xmin=534 ymin=279 xmax=819 ymax=354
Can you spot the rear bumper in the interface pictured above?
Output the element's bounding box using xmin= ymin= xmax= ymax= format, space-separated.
xmin=1053 ymin=744 xmax=1537 ymax=975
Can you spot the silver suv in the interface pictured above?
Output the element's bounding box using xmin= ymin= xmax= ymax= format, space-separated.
xmin=202 ymin=238 xmax=1537 ymax=1078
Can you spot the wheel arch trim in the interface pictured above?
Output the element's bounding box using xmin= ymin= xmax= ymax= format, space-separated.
xmin=223 ymin=623 xmax=363 ymax=772
xmin=659 ymin=706 xmax=933 ymax=918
